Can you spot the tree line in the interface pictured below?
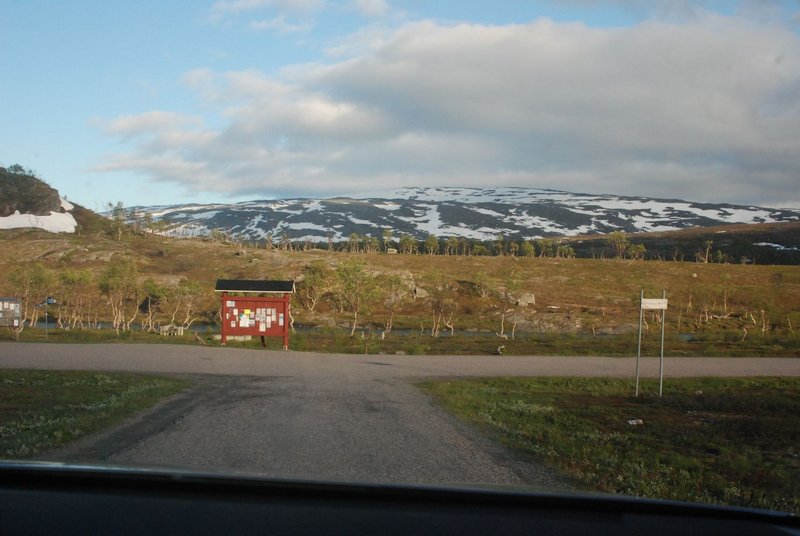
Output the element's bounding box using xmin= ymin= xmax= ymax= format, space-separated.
xmin=205 ymin=229 xmax=580 ymax=258
xmin=3 ymin=257 xmax=531 ymax=342
xmin=294 ymin=259 xmax=530 ymax=340
xmin=5 ymin=259 xmax=206 ymax=338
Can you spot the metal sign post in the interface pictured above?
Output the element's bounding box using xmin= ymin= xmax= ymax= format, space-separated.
xmin=636 ymin=290 xmax=668 ymax=397
xmin=45 ymin=297 xmax=56 ymax=341
xmin=635 ymin=290 xmax=643 ymax=397
xmin=37 ymin=297 xmax=57 ymax=341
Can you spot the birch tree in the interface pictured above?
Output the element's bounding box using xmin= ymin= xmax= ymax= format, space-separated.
xmin=98 ymin=258 xmax=138 ymax=334
xmin=8 ymin=262 xmax=54 ymax=332
xmin=607 ymin=231 xmax=630 ymax=258
xmin=57 ymin=269 xmax=92 ymax=329
xmin=497 ymin=269 xmax=521 ymax=340
xmin=167 ymin=279 xmax=203 ymax=329
xmin=297 ymin=262 xmax=329 ymax=312
xmin=335 ymin=259 xmax=378 ymax=336
xmin=378 ymin=274 xmax=405 ymax=334
xmin=140 ymin=278 xmax=165 ymax=332
xmin=426 ymin=274 xmax=457 ymax=337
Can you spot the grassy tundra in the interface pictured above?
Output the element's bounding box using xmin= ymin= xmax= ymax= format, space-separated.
xmin=1 ymin=225 xmax=798 ymax=356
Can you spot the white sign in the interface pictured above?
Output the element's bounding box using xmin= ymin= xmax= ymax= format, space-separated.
xmin=641 ymin=298 xmax=668 ymax=310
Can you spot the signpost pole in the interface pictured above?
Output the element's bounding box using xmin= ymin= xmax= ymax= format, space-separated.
xmin=283 ymin=294 xmax=289 ymax=350
xmin=659 ymin=290 xmax=666 ymax=397
xmin=638 ymin=292 xmax=668 ymax=397
xmin=220 ymin=292 xmax=228 ymax=346
xmin=635 ymin=289 xmax=643 ymax=397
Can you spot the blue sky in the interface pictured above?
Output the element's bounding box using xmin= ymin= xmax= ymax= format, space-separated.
xmin=2 ymin=1 xmax=799 ymax=211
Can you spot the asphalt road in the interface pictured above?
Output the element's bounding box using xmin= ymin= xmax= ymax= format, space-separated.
xmin=2 ymin=343 xmax=799 ymax=488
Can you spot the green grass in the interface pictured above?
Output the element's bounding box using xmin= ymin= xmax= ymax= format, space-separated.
xmin=7 ymin=326 xmax=798 ymax=357
xmin=0 ymin=369 xmax=190 ymax=458
xmin=420 ymin=377 xmax=800 ymax=513
xmin=208 ymin=329 xmax=800 ymax=357
xmin=2 ymin=327 xmax=211 ymax=345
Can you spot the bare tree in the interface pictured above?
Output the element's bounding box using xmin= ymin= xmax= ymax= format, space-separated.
xmin=382 ymin=228 xmax=394 ymax=252
xmin=378 ymin=274 xmax=405 ymax=335
xmin=425 ymin=273 xmax=457 ymax=337
xmin=473 ymin=271 xmax=491 ymax=299
xmin=696 ymin=240 xmax=713 ymax=263
xmin=497 ymin=270 xmax=521 ymax=340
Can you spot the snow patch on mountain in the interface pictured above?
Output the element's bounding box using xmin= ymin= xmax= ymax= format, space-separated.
xmin=0 ymin=199 xmax=77 ymax=233
xmin=754 ymin=242 xmax=800 ymax=251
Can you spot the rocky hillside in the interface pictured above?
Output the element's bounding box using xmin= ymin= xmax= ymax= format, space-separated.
xmin=0 ymin=166 xmax=77 ymax=234
xmin=0 ymin=166 xmax=62 ymax=217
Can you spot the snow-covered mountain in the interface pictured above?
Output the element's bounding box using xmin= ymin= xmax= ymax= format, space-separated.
xmin=138 ymin=187 xmax=800 ymax=242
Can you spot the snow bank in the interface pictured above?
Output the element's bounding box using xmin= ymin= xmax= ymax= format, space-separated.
xmin=0 ymin=201 xmax=77 ymax=234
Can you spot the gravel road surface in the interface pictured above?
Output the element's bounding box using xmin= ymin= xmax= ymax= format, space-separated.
xmin=2 ymin=343 xmax=798 ymax=488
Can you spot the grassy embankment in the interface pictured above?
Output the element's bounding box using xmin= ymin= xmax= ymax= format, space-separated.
xmin=7 ymin=325 xmax=799 ymax=357
xmin=0 ymin=369 xmax=190 ymax=458
xmin=421 ymin=377 xmax=800 ymax=513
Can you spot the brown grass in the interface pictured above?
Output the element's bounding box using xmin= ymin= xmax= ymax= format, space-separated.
xmin=0 ymin=228 xmax=798 ymax=352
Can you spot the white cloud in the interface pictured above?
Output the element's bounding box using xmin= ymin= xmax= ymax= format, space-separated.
xmin=211 ymin=0 xmax=323 ymax=15
xmin=350 ymin=0 xmax=390 ymax=18
xmin=99 ymin=111 xmax=204 ymax=140
xmin=208 ymin=0 xmax=323 ymax=31
xmin=250 ymin=14 xmax=312 ymax=33
xmin=96 ymin=14 xmax=800 ymax=207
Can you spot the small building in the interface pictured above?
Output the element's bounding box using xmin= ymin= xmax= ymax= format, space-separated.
xmin=0 ymin=297 xmax=21 ymax=328
xmin=214 ymin=279 xmax=294 ymax=349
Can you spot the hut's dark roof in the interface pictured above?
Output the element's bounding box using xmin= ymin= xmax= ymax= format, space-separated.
xmin=214 ymin=279 xmax=294 ymax=293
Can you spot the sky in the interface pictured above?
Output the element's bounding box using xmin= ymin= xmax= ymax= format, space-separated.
xmin=1 ymin=1 xmax=799 ymax=211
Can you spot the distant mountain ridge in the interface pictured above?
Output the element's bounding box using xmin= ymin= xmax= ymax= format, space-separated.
xmin=138 ymin=187 xmax=800 ymax=242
